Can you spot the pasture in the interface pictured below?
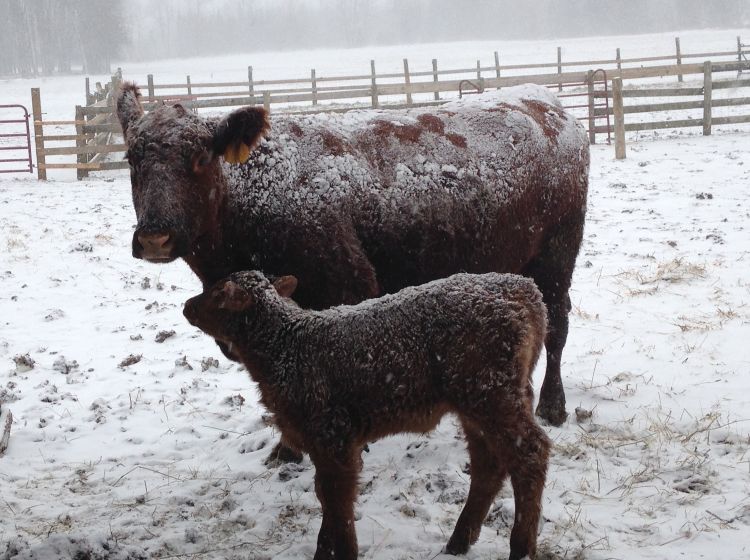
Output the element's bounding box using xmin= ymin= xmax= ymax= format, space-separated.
xmin=1 ymin=29 xmax=750 ymax=559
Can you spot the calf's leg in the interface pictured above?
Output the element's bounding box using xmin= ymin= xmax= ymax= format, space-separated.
xmin=310 ymin=452 xmax=361 ymax=560
xmin=505 ymin=421 xmax=550 ymax=560
xmin=446 ymin=419 xmax=508 ymax=555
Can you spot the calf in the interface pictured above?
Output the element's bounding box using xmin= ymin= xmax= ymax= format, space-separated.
xmin=184 ymin=271 xmax=551 ymax=560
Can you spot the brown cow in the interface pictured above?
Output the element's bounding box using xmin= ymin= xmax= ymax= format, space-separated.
xmin=116 ymin=83 xmax=589 ymax=462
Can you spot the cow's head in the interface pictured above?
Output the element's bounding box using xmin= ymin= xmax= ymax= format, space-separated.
xmin=116 ymin=82 xmax=269 ymax=262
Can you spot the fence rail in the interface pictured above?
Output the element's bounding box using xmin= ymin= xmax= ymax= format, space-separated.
xmin=606 ymin=61 xmax=750 ymax=159
xmin=25 ymin=36 xmax=750 ymax=179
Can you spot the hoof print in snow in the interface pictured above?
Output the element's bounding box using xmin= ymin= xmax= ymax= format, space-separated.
xmin=484 ymin=503 xmax=514 ymax=530
xmin=277 ymin=463 xmax=306 ymax=482
xmin=405 ymin=439 xmax=428 ymax=458
xmin=53 ymin=356 xmax=79 ymax=375
xmin=201 ymin=357 xmax=220 ymax=371
xmin=13 ymin=354 xmax=35 ymax=373
xmin=574 ymin=407 xmax=593 ymax=423
xmin=222 ymin=394 xmax=245 ymax=409
xmin=175 ymin=356 xmax=193 ymax=370
xmin=69 ymin=241 xmax=93 ymax=253
xmin=184 ymin=527 xmax=201 ymax=544
xmin=155 ymin=330 xmax=176 ymax=343
xmin=44 ymin=309 xmax=65 ymax=322
xmin=118 ymin=354 xmax=142 ymax=368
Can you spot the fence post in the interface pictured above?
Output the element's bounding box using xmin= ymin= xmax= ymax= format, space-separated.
xmin=616 ymin=48 xmax=622 ymax=73
xmin=147 ymin=74 xmax=154 ymax=101
xmin=75 ymin=105 xmax=88 ymax=180
xmin=109 ymin=72 xmax=120 ymax=105
xmin=263 ymin=91 xmax=271 ymax=113
xmin=675 ymin=37 xmax=683 ymax=82
xmin=30 ymin=88 xmax=46 ymax=180
xmin=557 ymin=46 xmax=563 ymax=91
xmin=738 ymin=36 xmax=743 ymax=64
xmin=476 ymin=60 xmax=481 ymax=81
xmin=494 ymin=51 xmax=501 ymax=79
xmin=612 ymin=77 xmax=626 ymax=160
xmin=248 ymin=66 xmax=256 ymax=105
xmin=403 ymin=58 xmax=412 ymax=106
xmin=85 ymin=77 xmax=91 ymax=106
xmin=587 ymin=70 xmax=596 ymax=145
xmin=703 ymin=61 xmax=712 ymax=136
xmin=311 ymin=69 xmax=318 ymax=107
xmin=370 ymin=60 xmax=379 ymax=108
xmin=432 ymin=59 xmax=440 ymax=101
xmin=186 ymin=75 xmax=192 ymax=96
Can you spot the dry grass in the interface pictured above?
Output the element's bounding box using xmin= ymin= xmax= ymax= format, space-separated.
xmin=614 ymin=257 xmax=708 ymax=297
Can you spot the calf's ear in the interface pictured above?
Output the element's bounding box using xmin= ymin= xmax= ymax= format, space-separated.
xmin=116 ymin=82 xmax=144 ymax=137
xmin=272 ymin=276 xmax=298 ymax=298
xmin=216 ymin=281 xmax=254 ymax=312
xmin=211 ymin=106 xmax=269 ymax=164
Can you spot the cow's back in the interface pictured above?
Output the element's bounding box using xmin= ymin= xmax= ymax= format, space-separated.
xmin=222 ymin=84 xmax=588 ymax=295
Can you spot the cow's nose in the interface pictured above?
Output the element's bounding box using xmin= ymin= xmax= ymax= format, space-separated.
xmin=138 ymin=232 xmax=170 ymax=251
xmin=136 ymin=232 xmax=175 ymax=260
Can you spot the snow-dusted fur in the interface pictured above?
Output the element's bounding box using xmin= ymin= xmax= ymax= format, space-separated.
xmin=116 ymin=83 xmax=588 ymax=439
xmin=183 ymin=271 xmax=551 ymax=560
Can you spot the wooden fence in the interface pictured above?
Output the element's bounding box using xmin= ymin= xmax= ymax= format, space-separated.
xmin=30 ymin=37 xmax=750 ymax=179
xmin=603 ymin=62 xmax=750 ymax=159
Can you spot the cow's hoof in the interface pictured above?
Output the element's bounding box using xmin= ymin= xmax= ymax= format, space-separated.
xmin=264 ymin=442 xmax=304 ymax=467
xmin=535 ymin=401 xmax=567 ymax=427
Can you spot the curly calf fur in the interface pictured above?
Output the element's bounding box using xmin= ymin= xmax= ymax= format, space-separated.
xmin=184 ymin=271 xmax=551 ymax=560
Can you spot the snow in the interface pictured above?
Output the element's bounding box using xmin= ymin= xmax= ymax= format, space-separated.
xmin=2 ymin=29 xmax=750 ymax=560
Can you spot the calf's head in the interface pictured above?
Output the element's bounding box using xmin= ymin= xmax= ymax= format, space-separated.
xmin=116 ymin=83 xmax=269 ymax=262
xmin=184 ymin=271 xmax=298 ymax=348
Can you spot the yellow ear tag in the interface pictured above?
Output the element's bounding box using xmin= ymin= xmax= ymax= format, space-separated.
xmin=224 ymin=142 xmax=251 ymax=164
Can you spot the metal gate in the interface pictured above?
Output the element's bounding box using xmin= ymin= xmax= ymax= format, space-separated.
xmin=589 ymin=69 xmax=612 ymax=144
xmin=0 ymin=104 xmax=33 ymax=174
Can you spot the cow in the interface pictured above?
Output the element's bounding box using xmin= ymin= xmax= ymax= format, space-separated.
xmin=116 ymin=82 xmax=589 ymax=463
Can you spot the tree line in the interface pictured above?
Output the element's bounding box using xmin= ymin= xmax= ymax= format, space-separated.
xmin=2 ymin=0 xmax=749 ymax=76
xmin=124 ymin=0 xmax=750 ymax=60
xmin=0 ymin=0 xmax=126 ymax=76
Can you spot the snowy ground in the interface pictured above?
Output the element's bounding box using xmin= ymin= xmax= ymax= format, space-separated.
xmin=2 ymin=30 xmax=750 ymax=560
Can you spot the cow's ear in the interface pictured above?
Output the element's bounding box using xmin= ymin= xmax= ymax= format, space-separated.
xmin=211 ymin=106 xmax=269 ymax=164
xmin=116 ymin=82 xmax=144 ymax=137
xmin=272 ymin=275 xmax=298 ymax=298
xmin=215 ymin=280 xmax=254 ymax=312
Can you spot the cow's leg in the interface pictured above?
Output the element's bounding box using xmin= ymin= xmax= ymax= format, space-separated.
xmin=310 ymin=450 xmax=361 ymax=560
xmin=446 ymin=418 xmax=507 ymax=555
xmin=523 ymin=213 xmax=584 ymax=426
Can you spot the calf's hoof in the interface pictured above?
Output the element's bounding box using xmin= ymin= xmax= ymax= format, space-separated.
xmin=508 ymin=546 xmax=533 ymax=560
xmin=535 ymin=400 xmax=567 ymax=427
xmin=264 ymin=442 xmax=304 ymax=467
xmin=444 ymin=535 xmax=470 ymax=556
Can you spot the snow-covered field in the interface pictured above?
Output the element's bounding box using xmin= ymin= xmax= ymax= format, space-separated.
xmin=2 ymin=30 xmax=750 ymax=560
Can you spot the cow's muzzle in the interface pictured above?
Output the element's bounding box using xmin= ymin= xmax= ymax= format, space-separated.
xmin=132 ymin=230 xmax=177 ymax=262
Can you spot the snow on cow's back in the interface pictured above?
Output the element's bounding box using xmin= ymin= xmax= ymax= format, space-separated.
xmin=224 ymin=84 xmax=588 ymax=209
